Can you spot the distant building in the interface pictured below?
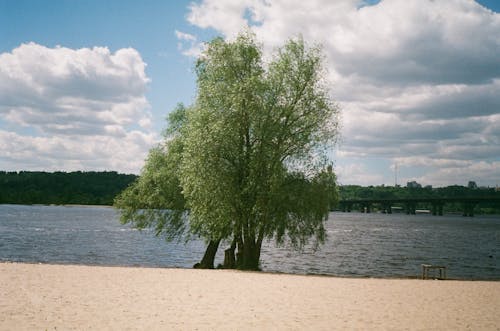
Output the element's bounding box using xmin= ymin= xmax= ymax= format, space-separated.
xmin=407 ymin=181 xmax=422 ymax=188
xmin=467 ymin=181 xmax=478 ymax=189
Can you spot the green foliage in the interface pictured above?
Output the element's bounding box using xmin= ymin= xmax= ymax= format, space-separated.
xmin=0 ymin=171 xmax=136 ymax=205
xmin=272 ymin=168 xmax=338 ymax=250
xmin=115 ymin=32 xmax=340 ymax=269
xmin=114 ymin=107 xmax=189 ymax=241
xmin=163 ymin=103 xmax=188 ymax=137
xmin=180 ymin=32 xmax=339 ymax=268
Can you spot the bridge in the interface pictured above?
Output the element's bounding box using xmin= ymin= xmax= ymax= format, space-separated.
xmin=338 ymin=197 xmax=500 ymax=217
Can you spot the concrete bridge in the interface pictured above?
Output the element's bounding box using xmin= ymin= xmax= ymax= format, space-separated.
xmin=338 ymin=197 xmax=500 ymax=217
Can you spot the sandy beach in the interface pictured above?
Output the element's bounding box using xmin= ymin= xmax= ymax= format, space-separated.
xmin=1 ymin=263 xmax=498 ymax=330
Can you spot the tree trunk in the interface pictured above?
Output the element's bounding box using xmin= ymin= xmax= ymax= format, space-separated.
xmin=236 ymin=238 xmax=262 ymax=271
xmin=223 ymin=240 xmax=237 ymax=269
xmin=235 ymin=234 xmax=244 ymax=269
xmin=194 ymin=239 xmax=220 ymax=269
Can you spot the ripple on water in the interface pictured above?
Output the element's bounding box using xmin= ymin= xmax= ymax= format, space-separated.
xmin=0 ymin=206 xmax=499 ymax=279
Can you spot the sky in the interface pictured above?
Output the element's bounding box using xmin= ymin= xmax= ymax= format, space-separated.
xmin=0 ymin=0 xmax=499 ymax=187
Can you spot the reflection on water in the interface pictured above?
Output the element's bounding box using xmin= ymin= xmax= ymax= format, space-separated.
xmin=0 ymin=205 xmax=498 ymax=279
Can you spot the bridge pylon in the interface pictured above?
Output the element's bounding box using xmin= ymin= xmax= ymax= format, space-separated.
xmin=405 ymin=202 xmax=416 ymax=215
xmin=431 ymin=202 xmax=444 ymax=216
xmin=462 ymin=202 xmax=476 ymax=217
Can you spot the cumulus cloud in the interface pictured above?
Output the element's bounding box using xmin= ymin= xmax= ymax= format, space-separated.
xmin=186 ymin=0 xmax=500 ymax=186
xmin=0 ymin=43 xmax=156 ymax=173
xmin=187 ymin=1 xmax=250 ymax=39
xmin=415 ymin=160 xmax=500 ymax=187
xmin=0 ymin=130 xmax=155 ymax=173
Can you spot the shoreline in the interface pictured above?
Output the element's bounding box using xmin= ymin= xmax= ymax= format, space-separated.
xmin=3 ymin=203 xmax=500 ymax=216
xmin=22 ymin=203 xmax=114 ymax=208
xmin=2 ymin=260 xmax=499 ymax=282
xmin=1 ymin=262 xmax=499 ymax=330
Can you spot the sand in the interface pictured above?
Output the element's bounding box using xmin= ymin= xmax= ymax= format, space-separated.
xmin=0 ymin=263 xmax=498 ymax=330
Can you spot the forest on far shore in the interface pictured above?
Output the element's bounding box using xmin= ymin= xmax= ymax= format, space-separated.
xmin=1 ymin=171 xmax=499 ymax=214
xmin=0 ymin=171 xmax=137 ymax=206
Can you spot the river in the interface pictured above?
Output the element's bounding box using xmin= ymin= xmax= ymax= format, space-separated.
xmin=0 ymin=204 xmax=498 ymax=279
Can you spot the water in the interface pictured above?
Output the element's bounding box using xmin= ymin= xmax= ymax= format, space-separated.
xmin=0 ymin=204 xmax=498 ymax=279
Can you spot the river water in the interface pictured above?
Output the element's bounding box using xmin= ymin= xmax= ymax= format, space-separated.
xmin=0 ymin=204 xmax=498 ymax=279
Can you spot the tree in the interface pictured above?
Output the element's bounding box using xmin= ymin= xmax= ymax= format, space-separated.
xmin=180 ymin=33 xmax=339 ymax=270
xmin=115 ymin=32 xmax=340 ymax=270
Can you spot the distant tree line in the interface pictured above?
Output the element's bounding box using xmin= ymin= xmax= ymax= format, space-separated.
xmin=339 ymin=185 xmax=500 ymax=214
xmin=0 ymin=171 xmax=137 ymax=205
xmin=1 ymin=170 xmax=497 ymax=214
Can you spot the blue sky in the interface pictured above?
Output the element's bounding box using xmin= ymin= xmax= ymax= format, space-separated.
xmin=1 ymin=0 xmax=499 ymax=187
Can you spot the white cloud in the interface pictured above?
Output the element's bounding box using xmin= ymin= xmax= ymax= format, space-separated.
xmin=187 ymin=1 xmax=251 ymax=39
xmin=175 ymin=30 xmax=197 ymax=42
xmin=335 ymin=161 xmax=385 ymax=186
xmin=174 ymin=30 xmax=205 ymax=58
xmin=0 ymin=43 xmax=156 ymax=173
xmin=0 ymin=129 xmax=156 ymax=174
xmin=416 ymin=160 xmax=500 ymax=187
xmin=185 ymin=0 xmax=500 ymax=186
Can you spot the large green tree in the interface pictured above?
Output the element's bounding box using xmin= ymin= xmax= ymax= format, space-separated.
xmin=115 ymin=32 xmax=340 ymax=270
